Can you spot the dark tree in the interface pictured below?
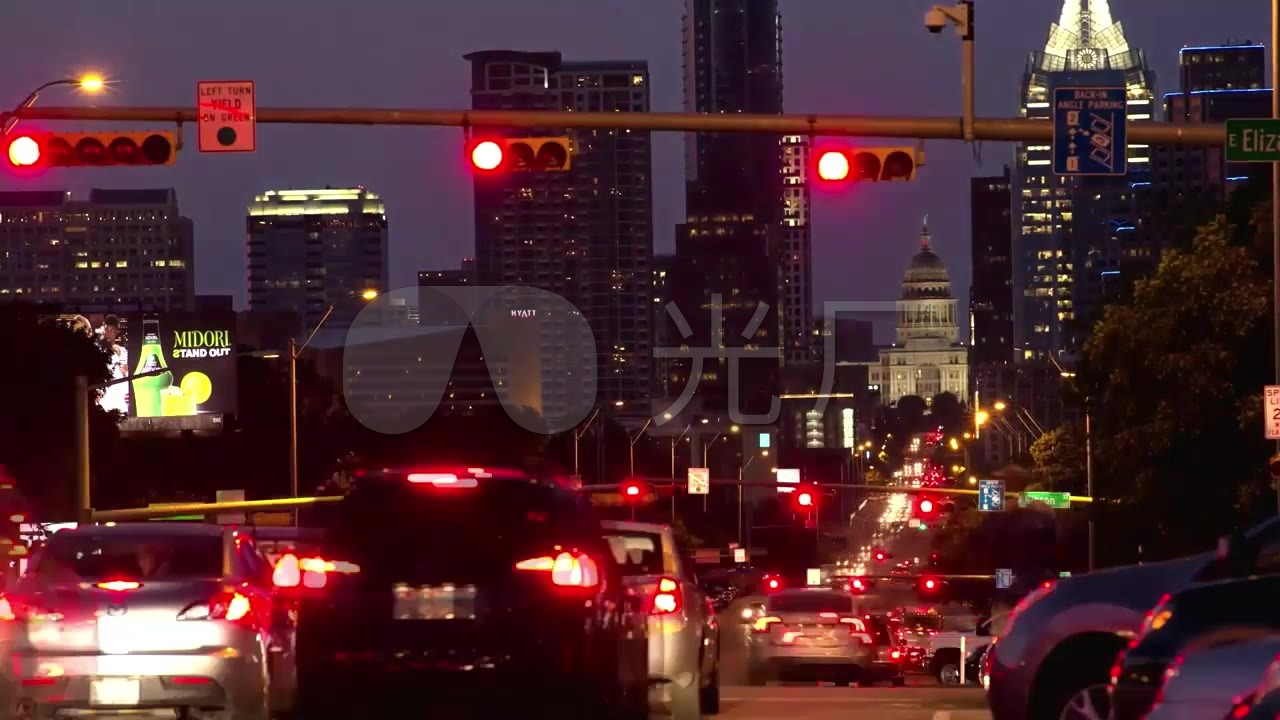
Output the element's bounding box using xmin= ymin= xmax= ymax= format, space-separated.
xmin=895 ymin=395 xmax=927 ymax=434
xmin=929 ymin=392 xmax=965 ymax=433
xmin=0 ymin=304 xmax=117 ymax=518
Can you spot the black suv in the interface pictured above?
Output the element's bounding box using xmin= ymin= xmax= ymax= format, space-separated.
xmin=283 ymin=467 xmax=650 ymax=718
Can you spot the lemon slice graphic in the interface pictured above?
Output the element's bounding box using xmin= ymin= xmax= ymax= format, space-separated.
xmin=179 ymin=371 xmax=213 ymax=406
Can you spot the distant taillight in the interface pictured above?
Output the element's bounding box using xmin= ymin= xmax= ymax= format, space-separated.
xmin=407 ymin=472 xmax=477 ymax=488
xmin=515 ymin=551 xmax=600 ymax=588
xmin=272 ymin=553 xmax=359 ymax=590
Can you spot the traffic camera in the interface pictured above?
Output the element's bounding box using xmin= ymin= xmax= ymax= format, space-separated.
xmin=5 ymin=131 xmax=177 ymax=169
xmin=469 ymin=137 xmax=572 ymax=173
xmin=815 ymin=146 xmax=922 ymax=183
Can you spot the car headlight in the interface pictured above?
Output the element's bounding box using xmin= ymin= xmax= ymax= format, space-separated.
xmin=740 ymin=607 xmax=755 ymax=620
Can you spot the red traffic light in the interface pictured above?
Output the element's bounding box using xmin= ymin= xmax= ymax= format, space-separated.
xmin=849 ymin=577 xmax=869 ymax=593
xmin=471 ymin=140 xmax=504 ymax=171
xmin=764 ymin=574 xmax=782 ymax=592
xmin=796 ymin=491 xmax=813 ymax=507
xmin=920 ymin=577 xmax=940 ymax=592
xmin=874 ymin=551 xmax=887 ymax=562
xmin=7 ymin=136 xmax=40 ymax=167
xmin=620 ymin=481 xmax=645 ymax=501
xmin=817 ymin=150 xmax=850 ymax=181
xmin=914 ymin=497 xmax=938 ymax=518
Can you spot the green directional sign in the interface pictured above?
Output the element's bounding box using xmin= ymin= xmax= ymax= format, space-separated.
xmin=1225 ymin=119 xmax=1280 ymax=162
xmin=1018 ymin=491 xmax=1071 ymax=509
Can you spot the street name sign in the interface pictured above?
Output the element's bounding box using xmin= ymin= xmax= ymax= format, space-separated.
xmin=776 ymin=467 xmax=800 ymax=493
xmin=197 ymin=80 xmax=256 ymax=153
xmin=733 ymin=548 xmax=747 ymax=564
xmin=1019 ymin=491 xmax=1071 ymax=509
xmin=978 ymin=479 xmax=1006 ymax=512
xmin=1053 ymin=86 xmax=1127 ymax=176
xmin=1265 ymin=386 xmax=1280 ymax=440
xmin=1226 ymin=119 xmax=1280 ymax=162
xmin=687 ymin=467 xmax=710 ymax=495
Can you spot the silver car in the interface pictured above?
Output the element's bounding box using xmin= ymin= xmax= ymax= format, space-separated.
xmin=1 ymin=523 xmax=294 ymax=719
xmin=747 ymin=588 xmax=885 ymax=685
xmin=602 ymin=520 xmax=721 ymax=719
xmin=1144 ymin=636 xmax=1280 ymax=720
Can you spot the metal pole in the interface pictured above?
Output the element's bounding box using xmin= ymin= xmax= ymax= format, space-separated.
xmin=288 ymin=338 xmax=299 ymax=525
xmin=960 ymin=0 xmax=975 ymax=142
xmin=1273 ymin=0 xmax=1280 ymax=516
xmin=1086 ymin=403 xmax=1095 ymax=572
xmin=574 ymin=434 xmax=580 ymax=477
xmin=74 ymin=375 xmax=90 ymax=522
xmin=11 ymin=105 xmax=1227 ymax=145
xmin=670 ymin=440 xmax=677 ymax=524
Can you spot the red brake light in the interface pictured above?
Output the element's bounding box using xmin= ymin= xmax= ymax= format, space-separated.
xmin=273 ymin=554 xmax=360 ymax=590
xmin=407 ymin=472 xmax=477 ymax=488
xmin=516 ymin=551 xmax=600 ymax=588
xmin=272 ymin=553 xmax=301 ymax=588
xmin=652 ymin=577 xmax=683 ymax=615
xmin=0 ymin=596 xmax=15 ymax=621
xmin=96 ymin=580 xmax=141 ymax=592
xmin=890 ymin=649 xmax=902 ymax=660
xmin=178 ymin=591 xmax=253 ymax=624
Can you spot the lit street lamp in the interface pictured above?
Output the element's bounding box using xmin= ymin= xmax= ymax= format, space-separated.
xmin=3 ymin=74 xmax=105 ymax=138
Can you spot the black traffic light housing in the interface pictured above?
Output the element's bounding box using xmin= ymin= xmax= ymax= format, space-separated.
xmin=1270 ymin=456 xmax=1280 ymax=484
xmin=470 ymin=137 xmax=572 ymax=173
xmin=815 ymin=146 xmax=922 ymax=183
xmin=5 ymin=131 xmax=177 ymax=169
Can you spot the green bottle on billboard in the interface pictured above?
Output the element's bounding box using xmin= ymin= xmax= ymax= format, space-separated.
xmin=132 ymin=317 xmax=174 ymax=417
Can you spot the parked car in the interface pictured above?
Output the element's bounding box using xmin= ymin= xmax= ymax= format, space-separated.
xmin=986 ymin=517 xmax=1280 ymax=720
xmin=602 ymin=520 xmax=721 ymax=719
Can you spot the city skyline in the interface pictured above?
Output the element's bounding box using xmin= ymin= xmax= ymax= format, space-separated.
xmin=0 ymin=0 xmax=1267 ymax=344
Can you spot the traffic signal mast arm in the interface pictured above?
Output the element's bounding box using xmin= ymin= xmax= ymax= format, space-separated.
xmin=10 ymin=106 xmax=1224 ymax=147
xmin=589 ymin=478 xmax=1094 ymax=503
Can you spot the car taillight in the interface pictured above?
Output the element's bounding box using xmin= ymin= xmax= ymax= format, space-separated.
xmin=96 ymin=580 xmax=141 ymax=592
xmin=652 ymin=577 xmax=682 ymax=615
xmin=752 ymin=616 xmax=781 ymax=633
xmin=515 ymin=551 xmax=600 ymax=588
xmin=178 ymin=591 xmax=254 ymax=625
xmin=0 ymin=595 xmax=15 ymax=621
xmin=407 ymin=472 xmax=478 ymax=488
xmin=272 ymin=553 xmax=360 ymax=590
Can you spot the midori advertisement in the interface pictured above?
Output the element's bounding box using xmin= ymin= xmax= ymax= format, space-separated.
xmin=51 ymin=311 xmax=237 ymax=418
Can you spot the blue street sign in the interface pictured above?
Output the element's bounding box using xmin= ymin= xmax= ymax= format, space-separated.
xmin=995 ymin=568 xmax=1013 ymax=590
xmin=978 ymin=479 xmax=1006 ymax=512
xmin=1053 ymin=86 xmax=1128 ymax=176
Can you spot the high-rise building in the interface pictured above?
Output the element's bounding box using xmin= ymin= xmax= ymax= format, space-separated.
xmin=0 ymin=189 xmax=194 ymax=312
xmin=246 ymin=187 xmax=388 ymax=333
xmin=670 ymin=0 xmax=787 ymax=421
xmin=464 ymin=50 xmax=654 ymax=411
xmin=781 ymin=135 xmax=814 ymax=363
xmin=970 ymin=168 xmax=1014 ymax=367
xmin=1176 ymin=42 xmax=1265 ymax=92
xmin=1013 ymin=0 xmax=1156 ymax=363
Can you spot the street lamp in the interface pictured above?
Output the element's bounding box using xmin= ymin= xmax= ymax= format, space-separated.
xmin=924 ymin=2 xmax=975 ymax=142
xmin=573 ymin=407 xmax=602 ymax=478
xmin=3 ymin=74 xmax=106 ymax=137
xmin=628 ymin=417 xmax=653 ymax=476
xmin=670 ymin=423 xmax=692 ymax=523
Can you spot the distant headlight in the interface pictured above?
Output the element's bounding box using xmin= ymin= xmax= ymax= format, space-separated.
xmin=741 ymin=607 xmax=755 ymax=620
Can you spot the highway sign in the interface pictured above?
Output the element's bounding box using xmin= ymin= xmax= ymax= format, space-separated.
xmin=1053 ymin=86 xmax=1127 ymax=176
xmin=995 ymin=568 xmax=1013 ymax=589
xmin=806 ymin=568 xmax=823 ymax=586
xmin=776 ymin=467 xmax=801 ymax=493
xmin=733 ymin=548 xmax=747 ymax=563
xmin=197 ymin=80 xmax=256 ymax=153
xmin=978 ymin=479 xmax=1006 ymax=512
xmin=1019 ymin=491 xmax=1071 ymax=509
xmin=687 ymin=467 xmax=710 ymax=495
xmin=1265 ymin=386 xmax=1280 ymax=439
xmin=1226 ymin=119 xmax=1280 ymax=162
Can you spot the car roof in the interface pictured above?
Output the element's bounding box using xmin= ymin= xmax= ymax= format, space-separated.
xmin=600 ymin=520 xmax=670 ymax=533
xmin=58 ymin=522 xmax=227 ymax=538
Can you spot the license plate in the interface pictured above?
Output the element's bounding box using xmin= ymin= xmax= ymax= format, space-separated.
xmin=90 ymin=678 xmax=140 ymax=706
xmin=392 ymin=583 xmax=477 ymax=620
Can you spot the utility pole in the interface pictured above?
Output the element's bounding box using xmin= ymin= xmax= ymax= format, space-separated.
xmin=289 ymin=303 xmax=335 ymax=525
xmin=1273 ymin=0 xmax=1280 ymax=515
xmin=573 ymin=407 xmax=602 ymax=478
xmin=628 ymin=417 xmax=653 ymax=477
xmin=1085 ymin=401 xmax=1095 ymax=572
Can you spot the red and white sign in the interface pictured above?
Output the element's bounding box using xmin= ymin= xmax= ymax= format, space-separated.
xmin=1266 ymin=386 xmax=1280 ymax=439
xmin=197 ymin=80 xmax=256 ymax=153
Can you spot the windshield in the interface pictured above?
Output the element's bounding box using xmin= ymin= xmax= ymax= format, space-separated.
xmin=33 ymin=533 xmax=223 ymax=580
xmin=767 ymin=592 xmax=854 ymax=614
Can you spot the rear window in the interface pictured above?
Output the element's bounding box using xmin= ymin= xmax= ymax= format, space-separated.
xmin=604 ymin=531 xmax=667 ymax=576
xmin=326 ymin=477 xmax=600 ymax=583
xmin=767 ymin=592 xmax=854 ymax=614
xmin=33 ymin=533 xmax=223 ymax=580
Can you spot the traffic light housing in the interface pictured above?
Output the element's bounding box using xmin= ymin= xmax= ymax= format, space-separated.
xmin=469 ymin=137 xmax=572 ymax=173
xmin=1270 ymin=455 xmax=1280 ymax=485
xmin=815 ymin=146 xmax=922 ymax=183
xmin=5 ymin=131 xmax=178 ymax=169
xmin=913 ymin=496 xmax=939 ymax=519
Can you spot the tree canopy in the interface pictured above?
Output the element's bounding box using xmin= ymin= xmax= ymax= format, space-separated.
xmin=1081 ymin=211 xmax=1274 ymax=560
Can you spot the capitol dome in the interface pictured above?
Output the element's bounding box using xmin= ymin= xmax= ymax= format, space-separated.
xmin=901 ymin=217 xmax=952 ymax=299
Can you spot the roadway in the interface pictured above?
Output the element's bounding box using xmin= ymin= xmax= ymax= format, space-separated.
xmin=710 ymin=488 xmax=992 ymax=718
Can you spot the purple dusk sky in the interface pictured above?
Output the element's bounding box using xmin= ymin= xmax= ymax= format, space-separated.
xmin=0 ymin=0 xmax=1267 ymax=338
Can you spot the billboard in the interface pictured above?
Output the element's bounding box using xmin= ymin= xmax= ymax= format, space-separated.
xmin=49 ymin=311 xmax=237 ymax=418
